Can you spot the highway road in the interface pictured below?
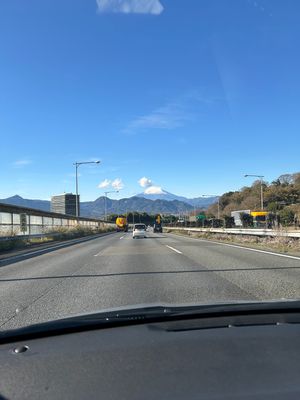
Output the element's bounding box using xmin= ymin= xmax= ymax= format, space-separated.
xmin=0 ymin=230 xmax=300 ymax=331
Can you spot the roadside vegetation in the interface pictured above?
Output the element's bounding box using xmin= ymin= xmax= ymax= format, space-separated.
xmin=0 ymin=225 xmax=115 ymax=253
xmin=205 ymin=172 xmax=300 ymax=228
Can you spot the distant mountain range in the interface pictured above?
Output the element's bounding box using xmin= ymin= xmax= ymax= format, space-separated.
xmin=80 ymin=197 xmax=194 ymax=217
xmin=136 ymin=190 xmax=218 ymax=207
xmin=0 ymin=192 xmax=217 ymax=218
xmin=0 ymin=195 xmax=50 ymax=212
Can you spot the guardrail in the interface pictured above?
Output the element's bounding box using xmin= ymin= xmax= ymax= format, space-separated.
xmin=0 ymin=202 xmax=113 ymax=237
xmin=164 ymin=227 xmax=300 ymax=238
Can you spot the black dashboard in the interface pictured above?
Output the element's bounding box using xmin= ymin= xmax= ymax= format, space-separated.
xmin=1 ymin=308 xmax=300 ymax=399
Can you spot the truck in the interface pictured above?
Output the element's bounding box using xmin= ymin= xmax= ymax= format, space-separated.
xmin=116 ymin=216 xmax=128 ymax=232
xmin=250 ymin=211 xmax=270 ymax=228
xmin=231 ymin=210 xmax=269 ymax=228
xmin=231 ymin=210 xmax=251 ymax=227
xmin=153 ymin=214 xmax=162 ymax=233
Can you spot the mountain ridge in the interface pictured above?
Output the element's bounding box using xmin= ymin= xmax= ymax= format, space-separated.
xmin=136 ymin=190 xmax=218 ymax=207
xmin=0 ymin=194 xmax=202 ymax=217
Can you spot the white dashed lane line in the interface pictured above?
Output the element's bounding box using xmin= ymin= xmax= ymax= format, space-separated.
xmin=166 ymin=245 xmax=183 ymax=254
xmin=93 ymin=251 xmax=104 ymax=257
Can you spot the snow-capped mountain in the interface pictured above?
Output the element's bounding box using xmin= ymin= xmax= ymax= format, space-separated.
xmin=135 ymin=190 xmax=218 ymax=208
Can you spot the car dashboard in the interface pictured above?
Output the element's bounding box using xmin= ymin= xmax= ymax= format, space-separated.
xmin=1 ymin=309 xmax=300 ymax=399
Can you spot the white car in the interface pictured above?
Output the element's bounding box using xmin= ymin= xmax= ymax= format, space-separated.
xmin=132 ymin=224 xmax=147 ymax=239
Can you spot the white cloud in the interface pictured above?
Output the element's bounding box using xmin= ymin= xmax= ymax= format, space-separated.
xmin=138 ymin=177 xmax=165 ymax=195
xmin=112 ymin=178 xmax=124 ymax=190
xmin=98 ymin=179 xmax=111 ymax=188
xmin=144 ymin=185 xmax=165 ymax=195
xmin=124 ymin=102 xmax=188 ymax=134
xmin=12 ymin=159 xmax=32 ymax=167
xmin=138 ymin=176 xmax=152 ymax=188
xmin=96 ymin=0 xmax=164 ymax=15
xmin=123 ymin=91 xmax=219 ymax=135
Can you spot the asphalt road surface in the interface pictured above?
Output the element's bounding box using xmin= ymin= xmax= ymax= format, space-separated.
xmin=1 ymin=230 xmax=300 ymax=331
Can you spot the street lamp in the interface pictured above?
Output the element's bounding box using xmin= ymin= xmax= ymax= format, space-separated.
xmin=73 ymin=160 xmax=100 ymax=219
xmin=104 ymin=190 xmax=119 ymax=221
xmin=244 ymin=174 xmax=264 ymax=210
xmin=202 ymin=194 xmax=220 ymax=219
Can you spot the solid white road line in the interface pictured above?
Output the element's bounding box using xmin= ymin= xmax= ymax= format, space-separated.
xmin=166 ymin=245 xmax=182 ymax=254
xmin=168 ymin=233 xmax=300 ymax=261
xmin=120 ymin=236 xmax=124 ymax=240
xmin=208 ymin=241 xmax=300 ymax=261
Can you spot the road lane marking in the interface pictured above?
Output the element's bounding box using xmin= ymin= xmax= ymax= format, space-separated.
xmin=209 ymin=241 xmax=300 ymax=261
xmin=120 ymin=236 xmax=124 ymax=240
xmin=168 ymin=233 xmax=300 ymax=261
xmin=166 ymin=245 xmax=182 ymax=254
xmin=94 ymin=250 xmax=104 ymax=257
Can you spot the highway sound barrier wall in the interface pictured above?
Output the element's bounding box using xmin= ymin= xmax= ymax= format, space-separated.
xmin=0 ymin=203 xmax=107 ymax=237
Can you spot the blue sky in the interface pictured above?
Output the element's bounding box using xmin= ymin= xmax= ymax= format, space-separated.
xmin=1 ymin=0 xmax=300 ymax=201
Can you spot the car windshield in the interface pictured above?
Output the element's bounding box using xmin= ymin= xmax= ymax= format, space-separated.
xmin=0 ymin=0 xmax=300 ymax=331
xmin=134 ymin=225 xmax=145 ymax=230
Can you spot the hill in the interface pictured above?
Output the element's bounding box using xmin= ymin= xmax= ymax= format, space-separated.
xmin=0 ymin=195 xmax=51 ymax=212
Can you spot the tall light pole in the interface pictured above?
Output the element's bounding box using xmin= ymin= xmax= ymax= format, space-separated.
xmin=104 ymin=190 xmax=119 ymax=221
xmin=73 ymin=160 xmax=100 ymax=219
xmin=202 ymin=194 xmax=220 ymax=219
xmin=244 ymin=174 xmax=264 ymax=210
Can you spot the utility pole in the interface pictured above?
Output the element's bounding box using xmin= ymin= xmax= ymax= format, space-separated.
xmin=73 ymin=160 xmax=100 ymax=220
xmin=104 ymin=190 xmax=119 ymax=221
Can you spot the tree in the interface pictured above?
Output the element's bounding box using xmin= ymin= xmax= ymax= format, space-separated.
xmin=293 ymin=173 xmax=300 ymax=187
xmin=240 ymin=195 xmax=260 ymax=210
xmin=206 ymin=203 xmax=218 ymax=218
xmin=271 ymin=178 xmax=281 ymax=186
xmin=107 ymin=213 xmax=118 ymax=222
xmin=224 ymin=216 xmax=235 ymax=228
xmin=266 ymin=213 xmax=276 ymax=228
xmin=219 ymin=191 xmax=235 ymax=208
xmin=278 ymin=208 xmax=295 ymax=226
xmin=267 ymin=202 xmax=282 ymax=213
xmin=240 ymin=212 xmax=253 ymax=228
xmin=278 ymin=174 xmax=294 ymax=186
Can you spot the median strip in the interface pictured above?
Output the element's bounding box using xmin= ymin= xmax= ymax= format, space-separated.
xmin=166 ymin=245 xmax=182 ymax=254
